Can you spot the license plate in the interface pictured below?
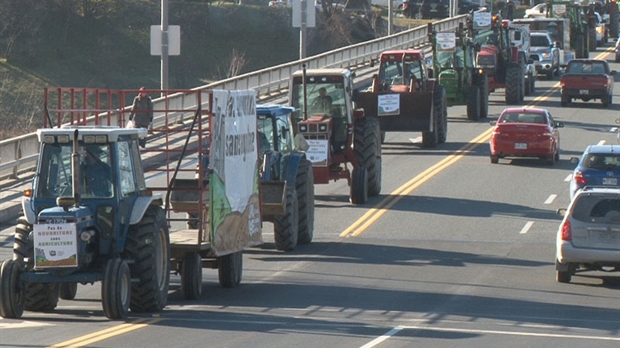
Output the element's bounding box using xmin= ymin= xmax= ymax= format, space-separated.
xmin=515 ymin=143 xmax=527 ymax=150
xmin=579 ymin=90 xmax=588 ymax=95
xmin=603 ymin=177 xmax=618 ymax=185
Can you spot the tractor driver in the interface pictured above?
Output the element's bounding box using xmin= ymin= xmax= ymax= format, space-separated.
xmin=82 ymin=144 xmax=113 ymax=197
xmin=311 ymin=87 xmax=333 ymax=116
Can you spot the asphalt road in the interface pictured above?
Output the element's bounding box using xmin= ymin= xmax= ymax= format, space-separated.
xmin=0 ymin=46 xmax=619 ymax=348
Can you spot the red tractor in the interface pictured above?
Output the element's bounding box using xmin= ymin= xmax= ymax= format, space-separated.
xmin=356 ymin=49 xmax=448 ymax=147
xmin=474 ymin=14 xmax=526 ymax=104
xmin=288 ymin=67 xmax=382 ymax=204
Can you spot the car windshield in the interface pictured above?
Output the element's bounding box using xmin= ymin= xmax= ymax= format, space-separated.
xmin=500 ymin=113 xmax=547 ymax=124
xmin=571 ymin=196 xmax=620 ymax=223
xmin=531 ymin=35 xmax=550 ymax=47
xmin=582 ymin=153 xmax=620 ymax=170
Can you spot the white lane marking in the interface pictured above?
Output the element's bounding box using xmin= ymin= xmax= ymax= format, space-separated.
xmin=519 ymin=221 xmax=534 ymax=234
xmin=361 ymin=326 xmax=620 ymax=342
xmin=611 ymin=127 xmax=618 ymax=133
xmin=564 ymin=174 xmax=572 ymax=182
xmin=544 ymin=194 xmax=557 ymax=205
xmin=597 ymin=140 xmax=606 ymax=146
xmin=359 ymin=326 xmax=403 ymax=348
xmin=409 ymin=137 xmax=422 ymax=144
xmin=0 ymin=320 xmax=54 ymax=329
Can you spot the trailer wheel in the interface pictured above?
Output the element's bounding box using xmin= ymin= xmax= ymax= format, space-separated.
xmin=218 ymin=250 xmax=242 ymax=288
xmin=296 ymin=158 xmax=315 ymax=245
xmin=435 ymin=85 xmax=448 ymax=143
xmin=354 ymin=116 xmax=381 ymax=196
xmin=274 ymin=188 xmax=299 ymax=251
xmin=13 ymin=216 xmax=32 ymax=265
xmin=24 ymin=283 xmax=59 ymax=312
xmin=181 ymin=252 xmax=202 ymax=300
xmin=467 ymin=85 xmax=480 ymax=120
xmin=0 ymin=259 xmax=25 ymax=319
xmin=102 ymin=258 xmax=131 ymax=320
xmin=350 ymin=165 xmax=368 ymax=204
xmin=60 ymin=283 xmax=78 ymax=300
xmin=505 ymin=65 xmax=522 ymax=104
xmin=125 ymin=205 xmax=170 ymax=313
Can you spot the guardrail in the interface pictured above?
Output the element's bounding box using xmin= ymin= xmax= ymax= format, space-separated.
xmin=0 ymin=14 xmax=468 ymax=181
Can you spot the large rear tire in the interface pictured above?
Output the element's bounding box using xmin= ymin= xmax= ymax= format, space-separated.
xmin=354 ymin=116 xmax=381 ymax=197
xmin=435 ymin=85 xmax=448 ymax=143
xmin=181 ymin=251 xmax=202 ymax=300
xmin=0 ymin=259 xmax=25 ymax=319
xmin=296 ymin=158 xmax=315 ymax=245
xmin=102 ymin=258 xmax=131 ymax=320
xmin=467 ymin=85 xmax=481 ymax=120
xmin=13 ymin=216 xmax=32 ymax=264
xmin=588 ymin=29 xmax=597 ymax=52
xmin=478 ymin=76 xmax=489 ymax=118
xmin=124 ymin=205 xmax=170 ymax=313
xmin=350 ymin=165 xmax=368 ymax=204
xmin=505 ymin=65 xmax=522 ymax=104
xmin=218 ymin=250 xmax=243 ymax=288
xmin=274 ymin=188 xmax=299 ymax=251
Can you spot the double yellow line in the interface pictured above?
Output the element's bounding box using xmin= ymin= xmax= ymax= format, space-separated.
xmin=48 ymin=318 xmax=162 ymax=348
xmin=341 ymin=46 xmax=614 ymax=238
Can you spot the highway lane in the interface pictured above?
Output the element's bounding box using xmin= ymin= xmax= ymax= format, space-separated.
xmin=0 ymin=47 xmax=619 ymax=347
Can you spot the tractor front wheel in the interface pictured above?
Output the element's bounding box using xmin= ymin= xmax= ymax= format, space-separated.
xmin=102 ymin=258 xmax=131 ymax=320
xmin=274 ymin=188 xmax=299 ymax=251
xmin=467 ymin=85 xmax=481 ymax=120
xmin=296 ymin=158 xmax=315 ymax=245
xmin=350 ymin=166 xmax=368 ymax=204
xmin=0 ymin=259 xmax=25 ymax=319
xmin=354 ymin=116 xmax=381 ymax=196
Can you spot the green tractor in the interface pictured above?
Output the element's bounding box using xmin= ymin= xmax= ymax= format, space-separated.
xmin=546 ymin=0 xmax=590 ymax=58
xmin=428 ymin=21 xmax=489 ymax=121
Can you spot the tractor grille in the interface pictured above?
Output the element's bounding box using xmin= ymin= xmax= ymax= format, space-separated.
xmin=298 ymin=123 xmax=329 ymax=134
xmin=302 ymin=134 xmax=328 ymax=141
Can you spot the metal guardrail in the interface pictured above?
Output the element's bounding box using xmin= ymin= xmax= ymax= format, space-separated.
xmin=0 ymin=14 xmax=468 ymax=180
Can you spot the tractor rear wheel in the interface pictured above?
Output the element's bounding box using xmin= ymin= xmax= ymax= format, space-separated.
xmin=218 ymin=250 xmax=243 ymax=288
xmin=13 ymin=216 xmax=32 ymax=264
xmin=0 ymin=259 xmax=25 ymax=319
xmin=274 ymin=188 xmax=299 ymax=251
xmin=505 ymin=65 xmax=522 ymax=104
xmin=181 ymin=251 xmax=202 ymax=300
xmin=467 ymin=85 xmax=480 ymax=120
xmin=102 ymin=258 xmax=131 ymax=320
xmin=24 ymin=283 xmax=59 ymax=312
xmin=124 ymin=205 xmax=170 ymax=313
xmin=610 ymin=11 xmax=619 ymax=40
xmin=350 ymin=165 xmax=368 ymax=204
xmin=589 ymin=29 xmax=597 ymax=52
xmin=434 ymin=85 xmax=448 ymax=144
xmin=478 ymin=76 xmax=489 ymax=118
xmin=296 ymin=158 xmax=315 ymax=245
xmin=354 ymin=116 xmax=381 ymax=196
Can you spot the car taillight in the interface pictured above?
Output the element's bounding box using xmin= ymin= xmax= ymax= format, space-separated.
xmin=573 ymin=170 xmax=586 ymax=186
xmin=561 ymin=220 xmax=572 ymax=241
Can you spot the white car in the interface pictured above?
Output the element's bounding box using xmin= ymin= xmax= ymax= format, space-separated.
xmin=524 ymin=3 xmax=546 ymax=18
xmin=555 ymin=187 xmax=620 ymax=283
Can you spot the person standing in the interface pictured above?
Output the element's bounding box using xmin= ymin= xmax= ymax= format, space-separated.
xmin=129 ymin=87 xmax=153 ymax=148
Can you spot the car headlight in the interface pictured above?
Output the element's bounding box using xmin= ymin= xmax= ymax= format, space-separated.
xmin=541 ymin=52 xmax=550 ymax=58
xmin=596 ymin=26 xmax=604 ymax=34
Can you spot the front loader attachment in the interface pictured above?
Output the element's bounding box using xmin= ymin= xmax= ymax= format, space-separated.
xmin=356 ymin=91 xmax=434 ymax=133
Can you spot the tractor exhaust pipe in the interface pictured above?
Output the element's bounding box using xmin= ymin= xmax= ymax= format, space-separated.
xmin=72 ymin=129 xmax=81 ymax=207
xmin=302 ymin=64 xmax=308 ymax=121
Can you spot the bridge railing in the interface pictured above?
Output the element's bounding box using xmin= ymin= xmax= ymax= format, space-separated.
xmin=0 ymin=14 xmax=467 ymax=180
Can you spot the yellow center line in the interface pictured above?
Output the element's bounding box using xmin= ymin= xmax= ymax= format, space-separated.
xmin=342 ymin=47 xmax=613 ymax=238
xmin=48 ymin=318 xmax=162 ymax=348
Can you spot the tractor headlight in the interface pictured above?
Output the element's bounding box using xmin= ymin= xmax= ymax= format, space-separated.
xmin=319 ymin=124 xmax=327 ymax=132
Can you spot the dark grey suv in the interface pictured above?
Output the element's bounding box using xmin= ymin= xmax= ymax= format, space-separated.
xmin=555 ymin=187 xmax=620 ymax=283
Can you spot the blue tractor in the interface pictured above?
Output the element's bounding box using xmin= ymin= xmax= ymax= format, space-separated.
xmin=257 ymin=105 xmax=315 ymax=251
xmin=0 ymin=126 xmax=170 ymax=320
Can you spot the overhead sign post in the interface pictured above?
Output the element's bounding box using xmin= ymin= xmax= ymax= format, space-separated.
xmin=149 ymin=0 xmax=181 ymax=95
xmin=293 ymin=0 xmax=316 ymax=60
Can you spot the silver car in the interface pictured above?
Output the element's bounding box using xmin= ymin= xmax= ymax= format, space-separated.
xmin=530 ymin=31 xmax=560 ymax=80
xmin=555 ymin=187 xmax=620 ymax=283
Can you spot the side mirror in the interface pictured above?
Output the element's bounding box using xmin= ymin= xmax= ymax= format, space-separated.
xmin=555 ymin=121 xmax=564 ymax=128
xmin=556 ymin=208 xmax=567 ymax=217
xmin=489 ymin=120 xmax=497 ymax=126
xmin=514 ymin=31 xmax=521 ymax=41
xmin=610 ymin=70 xmax=617 ymax=75
xmin=427 ymin=68 xmax=434 ymax=79
xmin=352 ymin=89 xmax=359 ymax=102
xmin=570 ymin=157 xmax=580 ymax=164
xmin=280 ymin=126 xmax=288 ymax=140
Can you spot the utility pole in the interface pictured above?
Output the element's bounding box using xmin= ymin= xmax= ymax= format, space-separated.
xmin=161 ymin=0 xmax=169 ymax=95
xmin=300 ymin=0 xmax=307 ymax=59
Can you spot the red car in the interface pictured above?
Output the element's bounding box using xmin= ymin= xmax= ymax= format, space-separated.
xmin=489 ymin=108 xmax=564 ymax=165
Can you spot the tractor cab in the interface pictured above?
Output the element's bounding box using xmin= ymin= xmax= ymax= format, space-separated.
xmin=376 ymin=50 xmax=427 ymax=92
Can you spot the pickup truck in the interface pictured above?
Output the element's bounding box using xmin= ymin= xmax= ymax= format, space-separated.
xmin=560 ymin=59 xmax=616 ymax=108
